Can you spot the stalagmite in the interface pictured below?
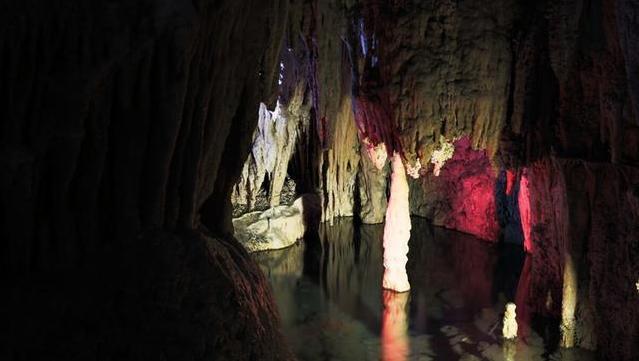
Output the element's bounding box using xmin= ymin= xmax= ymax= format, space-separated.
xmin=560 ymin=254 xmax=578 ymax=348
xmin=382 ymin=152 xmax=411 ymax=292
xmin=502 ymin=302 xmax=518 ymax=339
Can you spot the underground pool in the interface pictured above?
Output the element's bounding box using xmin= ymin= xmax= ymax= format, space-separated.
xmin=254 ymin=218 xmax=596 ymax=361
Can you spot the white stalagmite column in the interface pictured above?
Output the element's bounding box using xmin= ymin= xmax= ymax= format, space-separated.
xmin=382 ymin=152 xmax=411 ymax=292
xmin=502 ymin=302 xmax=518 ymax=339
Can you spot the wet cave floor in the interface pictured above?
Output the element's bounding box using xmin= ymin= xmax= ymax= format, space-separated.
xmin=253 ymin=218 xmax=596 ymax=361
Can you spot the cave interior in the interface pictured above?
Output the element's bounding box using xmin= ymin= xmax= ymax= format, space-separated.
xmin=2 ymin=0 xmax=639 ymax=360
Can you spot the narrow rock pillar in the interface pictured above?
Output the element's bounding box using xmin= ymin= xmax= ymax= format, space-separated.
xmin=382 ymin=152 xmax=411 ymax=292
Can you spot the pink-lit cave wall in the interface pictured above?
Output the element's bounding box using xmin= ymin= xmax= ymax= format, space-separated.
xmin=409 ymin=136 xmax=500 ymax=241
xmin=515 ymin=158 xmax=639 ymax=359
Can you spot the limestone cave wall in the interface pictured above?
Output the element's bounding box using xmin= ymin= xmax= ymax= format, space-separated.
xmin=2 ymin=0 xmax=639 ymax=360
xmin=228 ymin=1 xmax=639 ymax=360
xmin=1 ymin=0 xmax=296 ymax=359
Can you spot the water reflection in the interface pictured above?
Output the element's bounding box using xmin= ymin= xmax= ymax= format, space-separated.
xmin=253 ymin=218 xmax=595 ymax=361
xmin=381 ymin=290 xmax=410 ymax=361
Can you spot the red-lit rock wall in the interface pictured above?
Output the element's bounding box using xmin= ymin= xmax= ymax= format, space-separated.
xmin=521 ymin=158 xmax=639 ymax=359
xmin=410 ymin=137 xmax=499 ymax=241
xmin=506 ymin=1 xmax=639 ymax=358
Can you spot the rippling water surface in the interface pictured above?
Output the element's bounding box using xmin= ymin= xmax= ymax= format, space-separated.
xmin=253 ymin=218 xmax=595 ymax=361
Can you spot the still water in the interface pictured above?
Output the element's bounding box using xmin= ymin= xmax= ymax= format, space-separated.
xmin=254 ymin=218 xmax=595 ymax=361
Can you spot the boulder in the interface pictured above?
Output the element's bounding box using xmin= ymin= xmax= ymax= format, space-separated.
xmin=234 ymin=196 xmax=308 ymax=252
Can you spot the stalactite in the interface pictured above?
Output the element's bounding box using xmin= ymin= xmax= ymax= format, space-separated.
xmin=321 ymin=95 xmax=361 ymax=223
xmin=382 ymin=152 xmax=411 ymax=293
xmin=232 ymin=83 xmax=310 ymax=214
xmin=358 ymin=141 xmax=389 ymax=224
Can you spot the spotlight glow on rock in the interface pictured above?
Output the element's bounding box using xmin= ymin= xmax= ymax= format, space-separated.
xmin=502 ymin=302 xmax=518 ymax=340
xmin=430 ymin=136 xmax=455 ymax=176
xmin=406 ymin=158 xmax=421 ymax=179
xmin=363 ymin=138 xmax=388 ymax=170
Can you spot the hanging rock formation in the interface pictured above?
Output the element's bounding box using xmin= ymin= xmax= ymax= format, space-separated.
xmin=232 ymin=86 xmax=310 ymax=215
xmin=233 ymin=196 xmax=308 ymax=253
xmin=358 ymin=142 xmax=389 ymax=224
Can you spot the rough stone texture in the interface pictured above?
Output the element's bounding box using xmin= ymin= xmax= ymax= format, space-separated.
xmin=367 ymin=0 xmax=515 ymax=163
xmin=358 ymin=142 xmax=389 ymax=224
xmin=7 ymin=231 xmax=292 ymax=360
xmin=521 ymin=158 xmax=639 ymax=360
xmin=410 ymin=137 xmax=499 ymax=241
xmin=1 ymin=0 xmax=295 ymax=359
xmin=308 ymin=0 xmax=365 ymax=224
xmin=0 ymin=0 xmax=291 ymax=268
xmin=4 ymin=0 xmax=639 ymax=359
xmin=233 ymin=197 xmax=307 ymax=253
xmin=232 ymin=84 xmax=310 ymax=214
xmin=320 ymin=71 xmax=361 ymax=222
xmin=507 ymin=2 xmax=639 ymax=359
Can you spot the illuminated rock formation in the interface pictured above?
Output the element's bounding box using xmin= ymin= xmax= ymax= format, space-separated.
xmin=233 ymin=197 xmax=307 ymax=252
xmin=233 ymin=84 xmax=310 ymax=214
xmin=410 ymin=137 xmax=499 ymax=241
xmin=560 ymin=255 xmax=577 ymax=348
xmin=430 ymin=137 xmax=455 ymax=177
xmin=1 ymin=0 xmax=296 ymax=359
xmin=363 ymin=139 xmax=388 ymax=171
xmin=382 ymin=153 xmax=411 ymax=293
xmin=502 ymin=303 xmax=518 ymax=340
xmin=4 ymin=0 xmax=639 ymax=360
xmin=526 ymin=160 xmax=638 ymax=358
xmin=358 ymin=142 xmax=389 ymax=224
xmin=320 ymin=95 xmax=361 ymax=222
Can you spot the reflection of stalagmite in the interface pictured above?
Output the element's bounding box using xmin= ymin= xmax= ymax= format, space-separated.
xmin=560 ymin=255 xmax=577 ymax=347
xmin=381 ymin=290 xmax=410 ymax=361
xmin=514 ymin=256 xmax=532 ymax=339
xmin=503 ymin=340 xmax=517 ymax=361
xmin=502 ymin=302 xmax=518 ymax=339
xmin=382 ymin=152 xmax=411 ymax=292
